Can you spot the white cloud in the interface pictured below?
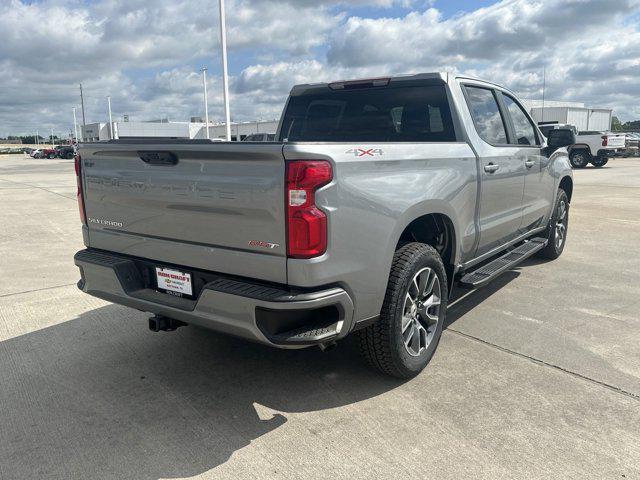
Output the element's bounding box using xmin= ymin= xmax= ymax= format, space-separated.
xmin=0 ymin=0 xmax=639 ymax=136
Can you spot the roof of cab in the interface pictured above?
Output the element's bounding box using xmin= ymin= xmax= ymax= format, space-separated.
xmin=289 ymin=72 xmax=512 ymax=96
xmin=289 ymin=72 xmax=448 ymax=95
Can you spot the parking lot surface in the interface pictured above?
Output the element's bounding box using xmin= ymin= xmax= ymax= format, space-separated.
xmin=1 ymin=154 xmax=639 ymax=479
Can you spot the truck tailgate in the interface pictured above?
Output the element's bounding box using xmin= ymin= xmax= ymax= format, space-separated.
xmin=79 ymin=141 xmax=287 ymax=283
xmin=606 ymin=134 xmax=626 ymax=149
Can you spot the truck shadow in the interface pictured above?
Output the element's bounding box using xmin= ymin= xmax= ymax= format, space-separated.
xmin=0 ymin=305 xmax=402 ymax=479
xmin=445 ymin=270 xmax=521 ymax=328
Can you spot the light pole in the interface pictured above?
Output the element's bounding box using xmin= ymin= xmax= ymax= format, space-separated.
xmin=35 ymin=129 xmax=39 ymax=147
xmin=73 ymin=107 xmax=79 ymax=144
xmin=51 ymin=128 xmax=55 ymax=148
xmin=79 ymin=83 xmax=86 ymax=128
xmin=107 ymin=96 xmax=115 ymax=140
xmin=218 ymin=0 xmax=231 ymax=141
xmin=201 ymin=67 xmax=210 ymax=139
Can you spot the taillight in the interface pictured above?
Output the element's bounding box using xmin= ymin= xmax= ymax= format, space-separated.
xmin=601 ymin=135 xmax=608 ymax=147
xmin=286 ymin=160 xmax=332 ymax=258
xmin=75 ymin=154 xmax=86 ymax=225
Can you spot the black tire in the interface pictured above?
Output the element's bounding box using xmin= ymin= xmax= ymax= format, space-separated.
xmin=538 ymin=189 xmax=569 ymax=260
xmin=357 ymin=243 xmax=448 ymax=378
xmin=569 ymin=150 xmax=590 ymax=168
xmin=591 ymin=157 xmax=608 ymax=167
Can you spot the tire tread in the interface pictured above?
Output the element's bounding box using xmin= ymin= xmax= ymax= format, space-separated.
xmin=357 ymin=243 xmax=445 ymax=378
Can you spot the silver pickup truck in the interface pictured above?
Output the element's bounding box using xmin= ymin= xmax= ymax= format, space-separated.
xmin=74 ymin=72 xmax=574 ymax=378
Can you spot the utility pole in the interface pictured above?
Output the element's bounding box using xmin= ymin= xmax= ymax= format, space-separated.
xmin=541 ymin=66 xmax=546 ymax=124
xmin=201 ymin=67 xmax=210 ymax=139
xmin=51 ymin=128 xmax=55 ymax=148
xmin=218 ymin=0 xmax=231 ymax=141
xmin=35 ymin=129 xmax=39 ymax=147
xmin=79 ymin=83 xmax=86 ymax=128
xmin=72 ymin=107 xmax=79 ymax=144
xmin=107 ymin=96 xmax=115 ymax=140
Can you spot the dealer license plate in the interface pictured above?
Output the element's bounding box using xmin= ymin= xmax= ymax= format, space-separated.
xmin=155 ymin=267 xmax=193 ymax=297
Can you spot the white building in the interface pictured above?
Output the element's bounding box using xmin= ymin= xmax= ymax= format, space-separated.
xmin=529 ymin=107 xmax=612 ymax=132
xmin=521 ymin=99 xmax=613 ymax=132
xmin=81 ymin=123 xmax=110 ymax=142
xmin=81 ymin=119 xmax=279 ymax=142
xmin=197 ymin=121 xmax=280 ymax=141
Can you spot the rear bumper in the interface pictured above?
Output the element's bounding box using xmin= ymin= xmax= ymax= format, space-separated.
xmin=74 ymin=249 xmax=355 ymax=348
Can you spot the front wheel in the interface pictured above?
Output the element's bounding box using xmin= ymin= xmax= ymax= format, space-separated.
xmin=358 ymin=243 xmax=448 ymax=378
xmin=570 ymin=150 xmax=590 ymax=168
xmin=538 ymin=189 xmax=569 ymax=260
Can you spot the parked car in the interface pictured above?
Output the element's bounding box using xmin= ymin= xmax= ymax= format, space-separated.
xmin=55 ymin=145 xmax=75 ymax=159
xmin=567 ymin=131 xmax=625 ymax=168
xmin=39 ymin=148 xmax=57 ymax=159
xmin=623 ymin=132 xmax=640 ymax=157
xmin=243 ymin=133 xmax=276 ymax=142
xmin=73 ymin=72 xmax=574 ymax=378
xmin=30 ymin=149 xmax=43 ymax=158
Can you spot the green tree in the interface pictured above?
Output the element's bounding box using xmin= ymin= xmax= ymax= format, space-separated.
xmin=611 ymin=116 xmax=622 ymax=131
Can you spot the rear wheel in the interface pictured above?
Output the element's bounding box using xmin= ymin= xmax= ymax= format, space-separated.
xmin=570 ymin=150 xmax=590 ymax=168
xmin=538 ymin=189 xmax=569 ymax=260
xmin=591 ymin=157 xmax=608 ymax=167
xmin=358 ymin=243 xmax=448 ymax=378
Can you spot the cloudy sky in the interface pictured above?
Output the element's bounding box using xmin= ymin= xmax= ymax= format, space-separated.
xmin=1 ymin=0 xmax=639 ymax=137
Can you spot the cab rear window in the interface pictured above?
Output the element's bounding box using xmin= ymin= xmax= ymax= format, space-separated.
xmin=279 ymin=85 xmax=457 ymax=142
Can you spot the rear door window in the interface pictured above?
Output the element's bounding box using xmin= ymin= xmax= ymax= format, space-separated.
xmin=464 ymin=86 xmax=508 ymax=145
xmin=280 ymin=84 xmax=457 ymax=142
xmin=502 ymin=94 xmax=538 ymax=146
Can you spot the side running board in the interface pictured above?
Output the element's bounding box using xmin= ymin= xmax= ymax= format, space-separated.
xmin=458 ymin=237 xmax=547 ymax=289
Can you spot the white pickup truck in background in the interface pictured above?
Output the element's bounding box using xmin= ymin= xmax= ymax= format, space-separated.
xmin=539 ymin=124 xmax=625 ymax=168
xmin=570 ymin=131 xmax=626 ymax=167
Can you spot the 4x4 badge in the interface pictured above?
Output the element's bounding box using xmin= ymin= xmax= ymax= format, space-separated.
xmin=345 ymin=148 xmax=384 ymax=157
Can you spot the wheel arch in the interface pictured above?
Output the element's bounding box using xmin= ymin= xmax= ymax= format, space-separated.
xmin=568 ymin=144 xmax=591 ymax=155
xmin=395 ymin=212 xmax=457 ymax=294
xmin=559 ymin=176 xmax=573 ymax=202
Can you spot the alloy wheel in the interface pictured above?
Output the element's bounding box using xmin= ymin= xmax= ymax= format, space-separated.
xmin=401 ymin=267 xmax=441 ymax=357
xmin=555 ymin=200 xmax=567 ymax=249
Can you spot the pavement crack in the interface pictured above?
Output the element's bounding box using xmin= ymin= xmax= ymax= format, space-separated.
xmin=0 ymin=283 xmax=77 ymax=299
xmin=0 ymin=177 xmax=75 ymax=200
xmin=446 ymin=328 xmax=640 ymax=402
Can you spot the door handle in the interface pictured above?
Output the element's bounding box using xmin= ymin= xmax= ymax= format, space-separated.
xmin=525 ymin=159 xmax=536 ymax=168
xmin=484 ymin=163 xmax=500 ymax=174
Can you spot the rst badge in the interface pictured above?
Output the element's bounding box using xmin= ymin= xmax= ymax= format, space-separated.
xmin=345 ymin=148 xmax=384 ymax=157
xmin=248 ymin=240 xmax=280 ymax=249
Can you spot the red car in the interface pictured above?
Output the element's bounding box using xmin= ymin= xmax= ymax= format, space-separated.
xmin=40 ymin=148 xmax=57 ymax=159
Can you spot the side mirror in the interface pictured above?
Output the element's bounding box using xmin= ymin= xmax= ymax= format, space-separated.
xmin=546 ymin=128 xmax=575 ymax=150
